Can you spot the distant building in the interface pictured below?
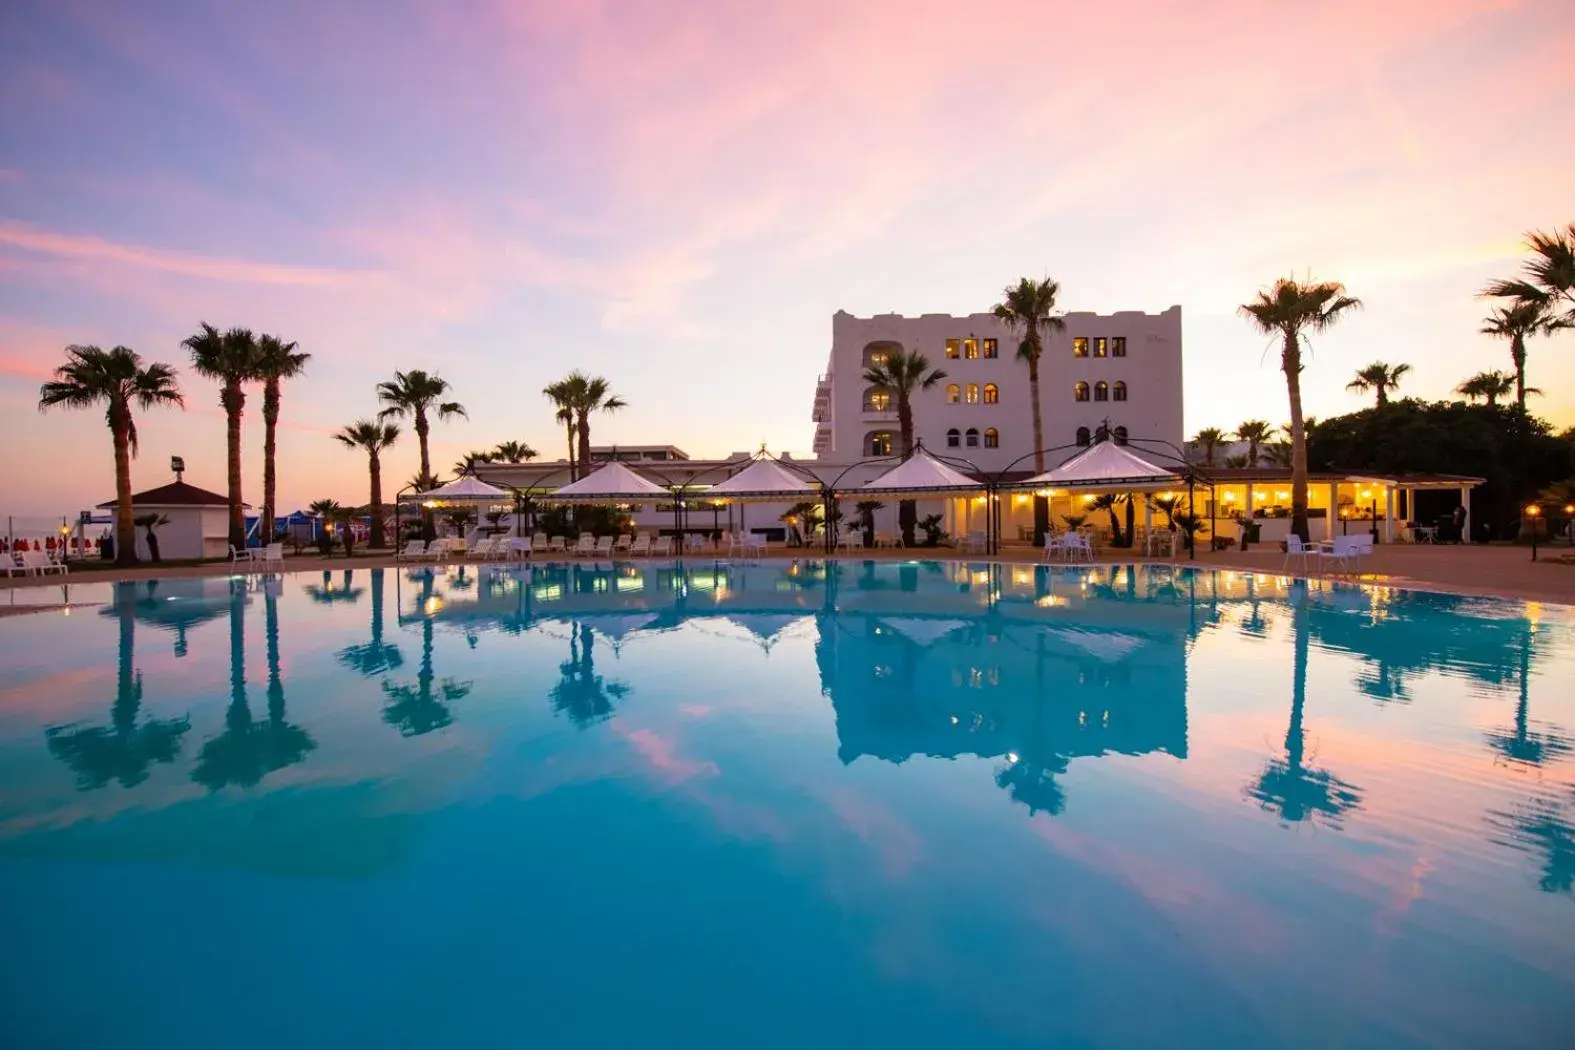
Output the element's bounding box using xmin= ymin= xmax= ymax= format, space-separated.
xmin=811 ymin=306 xmax=1185 ymax=464
xmin=94 ymin=480 xmax=235 ymax=560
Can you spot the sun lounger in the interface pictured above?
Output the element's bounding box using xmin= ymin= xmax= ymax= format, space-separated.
xmin=398 ymin=540 xmax=427 ymax=561
xmin=594 ymin=536 xmax=615 ymax=556
xmin=20 ymin=550 xmax=68 ymax=576
xmin=615 ymin=533 xmax=633 ymax=552
xmin=629 ymin=534 xmax=652 ymax=556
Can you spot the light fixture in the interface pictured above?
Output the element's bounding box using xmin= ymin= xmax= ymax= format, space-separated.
xmin=1223 ymin=491 xmax=1236 ymax=503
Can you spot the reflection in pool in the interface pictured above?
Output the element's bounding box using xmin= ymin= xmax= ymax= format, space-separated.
xmin=1 ymin=561 xmax=1572 ymax=1049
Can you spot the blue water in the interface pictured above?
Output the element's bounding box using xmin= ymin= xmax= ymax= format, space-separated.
xmin=1 ymin=561 xmax=1571 ymax=1049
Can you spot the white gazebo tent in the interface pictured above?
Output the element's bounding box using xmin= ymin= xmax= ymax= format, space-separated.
xmin=706 ymin=455 xmax=823 ymax=542
xmin=546 ymin=461 xmax=669 ymax=501
xmin=855 ymin=447 xmax=987 ymax=550
xmin=1007 ymin=440 xmax=1196 ymax=555
xmin=415 ymin=475 xmax=513 ymax=501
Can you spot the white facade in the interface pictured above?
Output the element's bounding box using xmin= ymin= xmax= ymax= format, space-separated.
xmin=812 ymin=307 xmax=1184 ymax=469
xmin=123 ymin=506 xmax=230 ymax=561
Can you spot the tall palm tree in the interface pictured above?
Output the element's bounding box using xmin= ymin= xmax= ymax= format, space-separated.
xmin=45 ymin=584 xmax=190 ymax=789
xmin=1345 ymin=361 xmax=1410 ymax=408
xmin=1483 ymin=223 xmax=1575 ymax=325
xmin=1234 ymin=419 xmax=1273 ymax=466
xmin=376 ymin=369 xmax=466 ymax=490
xmin=551 ymin=371 xmax=627 ymax=473
xmin=992 ymin=277 xmax=1067 ymax=543
xmin=334 ymin=420 xmax=399 ymax=548
xmin=1239 ymin=277 xmax=1362 ymax=542
xmin=1192 ymin=427 xmax=1225 ymax=466
xmin=453 ymin=449 xmax=494 ymax=476
xmin=1479 ymin=302 xmax=1555 ymax=411
xmin=183 ymin=323 xmax=258 ymax=549
xmin=542 ymin=381 xmax=578 ymax=479
xmin=38 ymin=345 xmax=185 ymax=567
xmin=383 ymin=574 xmax=472 ymax=735
xmin=492 ymin=440 xmax=537 ymax=463
xmin=862 ymin=348 xmax=947 ymax=545
xmin=1455 ymin=370 xmax=1519 ymax=407
xmin=253 ymin=334 xmax=310 ymax=538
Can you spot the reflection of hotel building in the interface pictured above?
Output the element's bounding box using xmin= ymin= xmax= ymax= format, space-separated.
xmin=810 ymin=308 xmax=1185 ymax=464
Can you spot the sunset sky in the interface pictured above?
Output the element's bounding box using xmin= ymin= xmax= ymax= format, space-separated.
xmin=1 ymin=0 xmax=1571 ymax=517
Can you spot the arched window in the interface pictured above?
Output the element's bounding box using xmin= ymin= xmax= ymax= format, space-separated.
xmin=1113 ymin=426 xmax=1129 ymax=446
xmin=1094 ymin=381 xmax=1109 ymax=402
xmin=862 ymin=385 xmax=892 ymax=412
xmin=1074 ymin=381 xmax=1090 ymax=402
xmin=865 ymin=431 xmax=894 ymax=456
xmin=946 ymin=428 xmax=961 ymax=448
xmin=982 ymin=383 xmax=999 ymax=404
xmin=863 ymin=341 xmax=900 ymax=368
xmin=945 ymin=383 xmax=961 ymax=404
xmin=965 ymin=428 xmax=980 ymax=447
xmin=1075 ymin=426 xmax=1091 ymax=447
xmin=1112 ymin=381 xmax=1127 ymax=402
xmin=983 ymin=427 xmax=999 ymax=448
xmin=965 ymin=383 xmax=980 ymax=404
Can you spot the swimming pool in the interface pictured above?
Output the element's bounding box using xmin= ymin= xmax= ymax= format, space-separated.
xmin=1 ymin=561 xmax=1571 ymax=1048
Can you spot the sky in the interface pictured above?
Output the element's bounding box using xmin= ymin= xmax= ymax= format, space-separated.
xmin=0 ymin=0 xmax=1571 ymax=517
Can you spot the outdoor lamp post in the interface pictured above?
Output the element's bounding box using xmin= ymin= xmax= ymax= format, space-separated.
xmin=1526 ymin=504 xmax=1541 ymax=562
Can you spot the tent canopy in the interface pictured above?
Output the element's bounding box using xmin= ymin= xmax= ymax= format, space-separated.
xmin=707 ymin=457 xmax=822 ymax=501
xmin=411 ymin=475 xmax=512 ymax=501
xmin=1012 ymin=441 xmax=1183 ymax=492
xmin=546 ymin=461 xmax=668 ymax=502
xmin=859 ymin=448 xmax=984 ymax=497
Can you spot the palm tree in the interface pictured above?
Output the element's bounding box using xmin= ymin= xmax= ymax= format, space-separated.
xmin=45 ymin=584 xmax=190 ymax=789
xmin=1264 ymin=441 xmax=1293 ymax=469
xmin=992 ymin=277 xmax=1066 ymax=543
xmin=1483 ymin=223 xmax=1575 ymax=325
xmin=862 ymin=348 xmax=947 ymax=545
xmin=183 ymin=323 xmax=258 ymax=549
xmin=543 ymin=381 xmax=578 ymax=479
xmin=854 ymin=499 xmax=884 ymax=546
xmin=492 ymin=440 xmax=537 ymax=463
xmin=133 ymin=513 xmax=170 ymax=563
xmin=254 ymin=334 xmax=310 ymax=538
xmin=376 ymin=369 xmax=466 ymax=490
xmin=1239 ymin=277 xmax=1362 ymax=542
xmin=1479 ymin=302 xmax=1556 ymax=411
xmin=334 ymin=420 xmax=400 ymax=548
xmin=338 ymin=568 xmax=404 ymax=676
xmin=1345 ymin=361 xmax=1410 ymax=407
xmin=453 ymin=449 xmax=494 ymax=476
xmin=1234 ymin=419 xmax=1273 ymax=466
xmin=1192 ymin=427 xmax=1226 ymax=466
xmin=1224 ymin=454 xmax=1250 ymax=469
xmin=38 ymin=345 xmax=185 ymax=567
xmin=549 ymin=371 xmax=627 ymax=474
xmin=549 ymin=622 xmax=629 ymax=728
xmin=383 ymin=575 xmax=472 ymax=735
xmin=1455 ymin=370 xmax=1519 ymax=407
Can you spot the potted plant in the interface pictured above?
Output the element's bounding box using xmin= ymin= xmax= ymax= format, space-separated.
xmin=1233 ymin=510 xmax=1261 ymax=549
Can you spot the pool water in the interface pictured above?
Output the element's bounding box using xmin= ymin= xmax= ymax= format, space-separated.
xmin=0 ymin=561 xmax=1571 ymax=1049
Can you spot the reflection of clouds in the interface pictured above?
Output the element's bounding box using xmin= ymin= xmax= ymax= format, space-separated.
xmin=819 ymin=785 xmax=922 ymax=880
xmin=615 ymin=726 xmax=718 ymax=785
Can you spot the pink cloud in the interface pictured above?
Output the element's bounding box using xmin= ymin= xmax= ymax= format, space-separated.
xmin=616 ymin=725 xmax=720 ymax=785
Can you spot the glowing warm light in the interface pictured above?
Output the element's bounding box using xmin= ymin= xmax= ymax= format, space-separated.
xmin=1275 ymin=490 xmax=1290 ymax=500
xmin=1006 ymin=752 xmax=1020 ymax=763
xmin=1525 ymin=504 xmax=1540 ymax=517
xmin=1359 ymin=489 xmax=1372 ymax=500
xmin=422 ymin=499 xmax=438 ymax=509
xmin=1223 ymin=491 xmax=1236 ymax=503
xmin=1565 ymin=504 xmax=1574 ymax=515
xmin=1083 ymin=494 xmax=1095 ymax=503
xmin=423 ymin=596 xmax=444 ymax=614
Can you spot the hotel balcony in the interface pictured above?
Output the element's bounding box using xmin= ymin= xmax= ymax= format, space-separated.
xmin=813 ymin=424 xmax=833 ymax=454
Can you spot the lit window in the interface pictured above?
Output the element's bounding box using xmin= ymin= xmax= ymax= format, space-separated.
xmin=863 ymin=387 xmax=891 ymax=412
xmin=1112 ymin=381 xmax=1127 ymax=402
xmin=945 ymin=383 xmax=960 ymax=404
xmin=982 ymin=383 xmax=999 ymax=405
xmin=983 ymin=427 xmax=999 ymax=448
xmin=964 ymin=338 xmax=979 ymax=359
xmin=1112 ymin=337 xmax=1127 ymax=357
xmin=1074 ymin=381 xmax=1090 ymax=402
xmin=1094 ymin=337 xmax=1108 ymax=358
xmin=1075 ymin=426 xmax=1091 ymax=447
xmin=866 ymin=431 xmax=894 ymax=456
xmin=945 ymin=338 xmax=961 ymax=359
xmin=869 ymin=350 xmax=889 ymax=367
xmin=965 ymin=428 xmax=980 ymax=448
xmin=946 ymin=428 xmax=960 ymax=448
xmin=1094 ymin=381 xmax=1109 ymax=402
xmin=965 ymin=383 xmax=980 ymax=404
xmin=1114 ymin=426 xmax=1129 ymax=446
xmin=982 ymin=338 xmax=998 ymax=358
xmin=1073 ymin=337 xmax=1089 ymax=358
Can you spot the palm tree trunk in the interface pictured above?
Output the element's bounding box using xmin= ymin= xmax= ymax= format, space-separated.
xmin=1027 ymin=352 xmax=1049 ymax=545
xmin=113 ymin=587 xmax=136 ymax=728
xmin=111 ymin=412 xmax=139 ymax=567
xmin=371 ymin=569 xmax=386 ymax=647
xmin=266 ymin=592 xmax=284 ymax=725
xmin=369 ymin=451 xmax=386 ymax=548
xmin=1283 ymin=333 xmax=1311 ymax=543
xmin=224 ymin=384 xmax=245 ymax=550
xmin=1511 ymin=334 xmax=1527 ymax=410
xmin=897 ymin=397 xmax=916 ymax=546
xmin=1286 ymin=584 xmax=1309 ymax=770
xmin=1376 ymin=388 xmax=1387 ymax=408
xmin=261 ymin=379 xmax=280 ymax=540
xmin=565 ymin=420 xmax=577 ymax=481
xmin=415 ymin=410 xmax=432 ymax=488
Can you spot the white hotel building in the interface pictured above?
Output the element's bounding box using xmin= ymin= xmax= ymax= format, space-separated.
xmin=811 ymin=306 xmax=1184 ymax=468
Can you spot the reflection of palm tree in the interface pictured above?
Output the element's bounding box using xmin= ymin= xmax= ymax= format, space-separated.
xmin=337 ymin=568 xmax=404 ymax=676
xmin=192 ymin=584 xmax=315 ymax=790
xmin=382 ymin=575 xmax=470 ymax=736
xmin=45 ymin=584 xmax=190 ymax=790
xmin=549 ymin=623 xmax=629 ymax=728
xmin=1489 ymin=789 xmax=1575 ymax=896
xmin=1246 ymin=583 xmax=1363 ymax=826
xmin=995 ymin=633 xmax=1068 ymax=815
xmin=305 ymin=569 xmax=364 ymax=604
xmin=1484 ymin=625 xmax=1571 ymax=767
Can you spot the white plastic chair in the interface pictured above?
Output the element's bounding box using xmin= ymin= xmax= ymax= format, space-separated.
xmin=745 ymin=534 xmax=767 ymax=557
xmin=532 ymin=532 xmax=549 ymax=552
xmin=653 ymin=535 xmax=674 ymax=556
xmin=547 ymin=536 xmax=567 ymax=554
xmin=1283 ymin=534 xmax=1314 ymax=573
xmin=570 ymin=535 xmax=595 ymax=555
xmin=615 ymin=533 xmax=633 ymax=552
xmin=398 ymin=540 xmax=427 ymax=561
xmin=261 ymin=543 xmax=284 ymax=568
xmin=21 ymin=550 xmax=68 ymax=575
xmin=629 ymin=534 xmax=652 ymax=556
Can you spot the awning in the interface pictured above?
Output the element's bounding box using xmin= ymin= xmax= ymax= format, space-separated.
xmin=1011 ymin=441 xmax=1182 ymax=492
xmin=707 ymin=457 xmax=822 ymax=501
xmin=410 ymin=476 xmax=512 ymax=501
xmin=859 ymin=448 xmax=985 ymax=497
xmin=878 ymin=617 xmax=971 ymax=646
xmin=545 ymin=461 xmax=669 ymax=502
